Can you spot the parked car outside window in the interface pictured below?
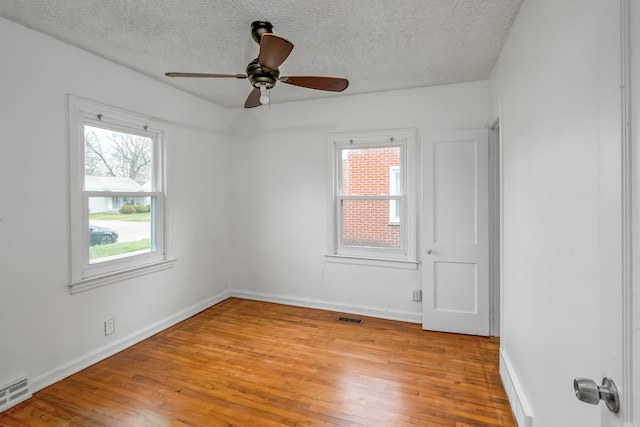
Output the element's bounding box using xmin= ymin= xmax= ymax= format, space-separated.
xmin=89 ymin=225 xmax=118 ymax=246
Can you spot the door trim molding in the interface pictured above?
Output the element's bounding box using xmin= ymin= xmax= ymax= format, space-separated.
xmin=620 ymin=0 xmax=633 ymax=422
xmin=488 ymin=121 xmax=501 ymax=336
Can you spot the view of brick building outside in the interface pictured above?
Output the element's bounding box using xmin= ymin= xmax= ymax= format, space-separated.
xmin=341 ymin=146 xmax=401 ymax=248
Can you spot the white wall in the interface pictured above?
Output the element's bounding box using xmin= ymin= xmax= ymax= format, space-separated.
xmin=489 ymin=0 xmax=622 ymax=425
xmin=0 ymin=17 xmax=234 ymax=393
xmin=228 ymin=82 xmax=488 ymax=322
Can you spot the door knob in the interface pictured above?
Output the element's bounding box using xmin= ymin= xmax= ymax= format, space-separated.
xmin=573 ymin=377 xmax=619 ymax=413
xmin=426 ymin=249 xmax=432 ymax=254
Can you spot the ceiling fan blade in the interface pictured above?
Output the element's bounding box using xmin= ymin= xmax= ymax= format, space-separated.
xmin=279 ymin=76 xmax=349 ymax=92
xmin=165 ymin=72 xmax=247 ymax=79
xmin=258 ymin=34 xmax=294 ymax=70
xmin=244 ymin=88 xmax=262 ymax=108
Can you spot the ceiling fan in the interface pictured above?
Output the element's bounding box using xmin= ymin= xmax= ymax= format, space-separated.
xmin=165 ymin=21 xmax=349 ymax=108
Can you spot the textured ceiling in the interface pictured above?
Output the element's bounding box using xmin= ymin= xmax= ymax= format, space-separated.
xmin=0 ymin=0 xmax=522 ymax=109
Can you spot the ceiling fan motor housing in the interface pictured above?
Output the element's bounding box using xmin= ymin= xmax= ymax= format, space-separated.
xmin=246 ymin=58 xmax=279 ymax=89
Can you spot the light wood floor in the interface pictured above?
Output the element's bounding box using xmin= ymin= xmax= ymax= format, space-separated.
xmin=0 ymin=298 xmax=516 ymax=426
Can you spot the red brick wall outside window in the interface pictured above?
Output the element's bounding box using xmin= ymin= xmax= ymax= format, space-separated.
xmin=340 ymin=146 xmax=401 ymax=248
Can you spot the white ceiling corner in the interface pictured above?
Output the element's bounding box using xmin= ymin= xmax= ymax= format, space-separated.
xmin=0 ymin=0 xmax=523 ymax=109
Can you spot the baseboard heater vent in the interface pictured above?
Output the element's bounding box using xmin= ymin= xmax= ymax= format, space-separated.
xmin=0 ymin=377 xmax=31 ymax=412
xmin=337 ymin=316 xmax=363 ymax=324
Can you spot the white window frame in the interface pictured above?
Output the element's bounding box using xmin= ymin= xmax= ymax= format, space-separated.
xmin=68 ymin=96 xmax=175 ymax=293
xmin=389 ymin=166 xmax=401 ymax=224
xmin=326 ymin=129 xmax=418 ymax=268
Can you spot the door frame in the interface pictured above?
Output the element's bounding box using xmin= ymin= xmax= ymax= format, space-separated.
xmin=489 ymin=118 xmax=502 ymax=337
xmin=622 ymin=0 xmax=635 ymax=423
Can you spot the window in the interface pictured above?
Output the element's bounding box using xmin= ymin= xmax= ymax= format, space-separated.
xmin=69 ymin=96 xmax=174 ymax=293
xmin=328 ymin=129 xmax=417 ymax=266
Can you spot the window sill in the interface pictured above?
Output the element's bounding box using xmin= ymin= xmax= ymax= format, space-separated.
xmin=69 ymin=258 xmax=177 ymax=294
xmin=325 ymin=254 xmax=419 ymax=270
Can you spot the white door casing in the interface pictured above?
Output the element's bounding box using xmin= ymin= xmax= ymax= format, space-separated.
xmin=594 ymin=0 xmax=633 ymax=425
xmin=422 ymin=129 xmax=490 ymax=336
xmin=631 ymin=0 xmax=640 ymax=422
xmin=571 ymin=1 xmax=631 ymax=425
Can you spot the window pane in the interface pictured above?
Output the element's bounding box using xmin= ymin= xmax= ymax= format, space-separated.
xmin=88 ymin=197 xmax=155 ymax=263
xmin=341 ymin=146 xmax=401 ymax=196
xmin=84 ymin=125 xmax=153 ymax=190
xmin=341 ymin=199 xmax=401 ymax=249
xmin=389 ymin=166 xmax=401 ymax=223
xmin=389 ymin=200 xmax=400 ymax=224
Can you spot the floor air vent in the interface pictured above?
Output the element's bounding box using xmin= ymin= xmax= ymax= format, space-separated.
xmin=0 ymin=377 xmax=30 ymax=411
xmin=337 ymin=316 xmax=363 ymax=324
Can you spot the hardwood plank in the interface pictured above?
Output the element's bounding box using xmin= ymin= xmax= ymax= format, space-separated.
xmin=0 ymin=298 xmax=516 ymax=426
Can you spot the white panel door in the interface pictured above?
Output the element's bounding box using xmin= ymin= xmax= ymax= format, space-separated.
xmin=422 ymin=130 xmax=489 ymax=336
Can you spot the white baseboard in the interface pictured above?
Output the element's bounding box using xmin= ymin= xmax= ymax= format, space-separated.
xmin=500 ymin=348 xmax=533 ymax=427
xmin=231 ymin=290 xmax=422 ymax=324
xmin=29 ymin=289 xmax=231 ymax=395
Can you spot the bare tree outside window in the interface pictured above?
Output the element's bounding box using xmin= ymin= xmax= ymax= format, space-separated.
xmin=85 ymin=126 xmax=152 ymax=185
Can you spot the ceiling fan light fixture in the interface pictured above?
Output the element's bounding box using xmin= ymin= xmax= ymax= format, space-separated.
xmin=259 ymin=84 xmax=270 ymax=105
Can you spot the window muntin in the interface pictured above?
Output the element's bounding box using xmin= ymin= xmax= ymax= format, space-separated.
xmin=329 ymin=129 xmax=417 ymax=263
xmin=69 ymin=96 xmax=168 ymax=287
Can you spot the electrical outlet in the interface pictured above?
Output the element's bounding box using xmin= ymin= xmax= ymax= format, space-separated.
xmin=105 ymin=318 xmax=115 ymax=336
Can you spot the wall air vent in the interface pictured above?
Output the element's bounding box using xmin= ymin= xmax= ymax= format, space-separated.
xmin=337 ymin=316 xmax=363 ymax=324
xmin=0 ymin=377 xmax=31 ymax=412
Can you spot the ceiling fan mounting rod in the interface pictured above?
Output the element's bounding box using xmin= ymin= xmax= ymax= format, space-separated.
xmin=251 ymin=20 xmax=273 ymax=44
